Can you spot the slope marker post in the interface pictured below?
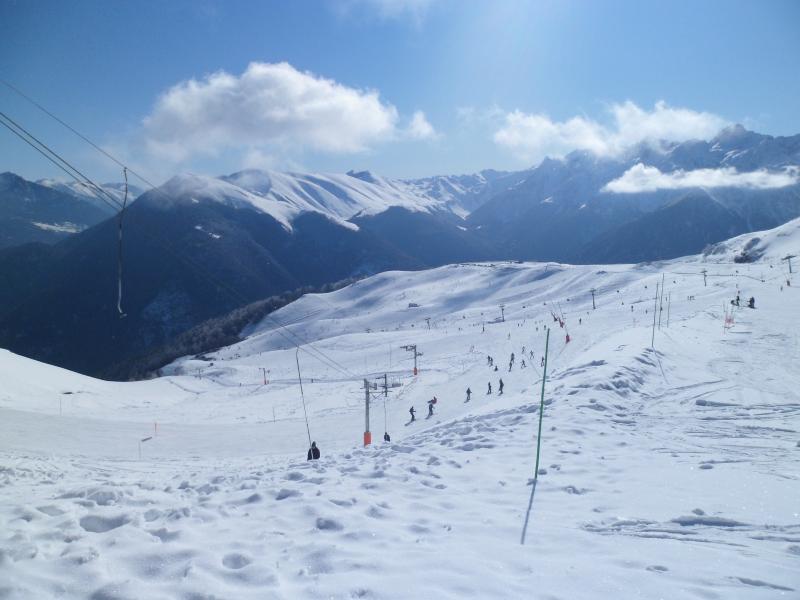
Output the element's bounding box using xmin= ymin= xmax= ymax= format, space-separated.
xmin=521 ymin=327 xmax=550 ymax=545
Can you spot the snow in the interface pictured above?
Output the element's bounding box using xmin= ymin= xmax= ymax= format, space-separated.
xmin=699 ymin=215 xmax=800 ymax=264
xmin=147 ymin=169 xmax=473 ymax=233
xmin=1 ymin=223 xmax=799 ymax=598
xmin=31 ymin=221 xmax=84 ymax=233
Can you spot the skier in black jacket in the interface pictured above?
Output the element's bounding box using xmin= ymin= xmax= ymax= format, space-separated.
xmin=307 ymin=441 xmax=320 ymax=461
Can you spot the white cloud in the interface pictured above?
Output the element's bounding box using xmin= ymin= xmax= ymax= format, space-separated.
xmin=602 ymin=164 xmax=800 ymax=193
xmin=142 ymin=62 xmax=400 ymax=162
xmin=406 ymin=110 xmax=437 ymax=140
xmin=493 ymin=101 xmax=729 ymax=164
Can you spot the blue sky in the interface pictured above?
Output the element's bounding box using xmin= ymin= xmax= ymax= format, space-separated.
xmin=1 ymin=0 xmax=799 ymax=183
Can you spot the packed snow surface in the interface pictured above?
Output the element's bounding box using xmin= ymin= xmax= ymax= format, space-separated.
xmin=1 ymin=222 xmax=799 ymax=598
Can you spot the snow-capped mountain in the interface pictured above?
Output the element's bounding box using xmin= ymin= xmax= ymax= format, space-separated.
xmin=147 ymin=167 xmax=509 ymax=231
xmin=36 ymin=177 xmax=144 ymax=213
xmin=469 ymin=126 xmax=800 ymax=263
xmin=0 ymin=172 xmax=113 ymax=248
xmin=403 ymin=169 xmax=531 ymax=216
xmin=0 ymin=169 xmax=492 ymax=377
xmin=2 ymin=125 xmax=799 ymax=377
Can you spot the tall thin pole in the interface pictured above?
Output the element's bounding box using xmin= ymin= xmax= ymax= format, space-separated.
xmin=651 ymin=282 xmax=659 ymax=349
xmin=666 ymin=293 xmax=671 ymax=328
xmin=533 ymin=328 xmax=550 ymax=477
xmin=364 ymin=379 xmax=371 ymax=446
xmin=658 ymin=273 xmax=665 ymax=329
xmin=296 ymin=348 xmax=312 ymax=448
xmin=521 ymin=327 xmax=550 ymax=545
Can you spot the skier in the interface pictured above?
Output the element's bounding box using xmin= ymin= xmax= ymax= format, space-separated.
xmin=748 ymin=297 xmax=755 ymax=309
xmin=529 ymin=350 xmax=534 ymax=361
xmin=498 ymin=378 xmax=504 ymax=395
xmin=409 ymin=406 xmax=416 ymax=422
xmin=510 ymin=352 xmax=515 ymax=365
xmin=466 ymin=387 xmax=472 ymax=402
xmin=487 ymin=355 xmax=492 ymax=366
xmin=487 ymin=382 xmax=492 ymax=394
xmin=307 ymin=441 xmax=320 ymax=461
xmin=384 ymin=432 xmax=391 ymax=442
xmin=521 ymin=359 xmax=526 ymax=369
xmin=427 ymin=397 xmax=436 ymax=417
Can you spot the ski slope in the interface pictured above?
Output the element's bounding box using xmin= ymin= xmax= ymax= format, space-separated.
xmin=1 ymin=220 xmax=798 ymax=599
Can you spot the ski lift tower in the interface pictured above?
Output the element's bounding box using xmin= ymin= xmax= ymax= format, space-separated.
xmin=401 ymin=344 xmax=422 ymax=375
xmin=782 ymin=254 xmax=796 ymax=274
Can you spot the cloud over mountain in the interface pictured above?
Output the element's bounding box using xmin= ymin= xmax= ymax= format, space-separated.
xmin=603 ymin=164 xmax=800 ymax=193
xmin=493 ymin=101 xmax=729 ymax=164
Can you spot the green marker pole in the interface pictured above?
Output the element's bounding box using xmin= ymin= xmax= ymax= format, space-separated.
xmin=533 ymin=327 xmax=550 ymax=478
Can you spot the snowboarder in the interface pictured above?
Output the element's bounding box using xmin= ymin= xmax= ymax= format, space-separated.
xmin=427 ymin=398 xmax=436 ymax=417
xmin=498 ymin=378 xmax=504 ymax=395
xmin=307 ymin=441 xmax=320 ymax=461
xmin=466 ymin=387 xmax=472 ymax=402
xmin=748 ymin=297 xmax=755 ymax=309
xmin=487 ymin=382 xmax=492 ymax=394
xmin=409 ymin=406 xmax=416 ymax=422
xmin=384 ymin=432 xmax=391 ymax=442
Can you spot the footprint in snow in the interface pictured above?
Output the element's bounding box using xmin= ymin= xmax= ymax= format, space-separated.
xmin=222 ymin=552 xmax=252 ymax=569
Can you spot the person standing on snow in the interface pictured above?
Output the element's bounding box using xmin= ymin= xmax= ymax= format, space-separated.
xmin=466 ymin=387 xmax=472 ymax=402
xmin=307 ymin=441 xmax=320 ymax=461
xmin=498 ymin=378 xmax=504 ymax=395
xmin=384 ymin=432 xmax=391 ymax=442
xmin=487 ymin=382 xmax=492 ymax=394
xmin=427 ymin=398 xmax=436 ymax=417
xmin=409 ymin=406 xmax=416 ymax=422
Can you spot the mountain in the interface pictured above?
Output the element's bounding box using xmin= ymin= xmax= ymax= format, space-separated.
xmin=36 ymin=178 xmax=144 ymax=212
xmin=402 ymin=169 xmax=531 ymax=216
xmin=0 ymin=170 xmax=494 ymax=377
xmin=469 ymin=126 xmax=800 ymax=263
xmin=2 ymin=125 xmax=799 ymax=377
xmin=0 ymin=172 xmax=114 ymax=248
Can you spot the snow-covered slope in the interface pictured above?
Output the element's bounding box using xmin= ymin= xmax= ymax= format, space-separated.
xmin=701 ymin=215 xmax=800 ymax=264
xmin=146 ymin=168 xmax=486 ymax=232
xmin=1 ymin=223 xmax=798 ymax=598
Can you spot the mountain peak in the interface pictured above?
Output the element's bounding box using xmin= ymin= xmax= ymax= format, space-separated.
xmin=711 ymin=124 xmax=766 ymax=148
xmin=346 ymin=170 xmax=381 ymax=184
